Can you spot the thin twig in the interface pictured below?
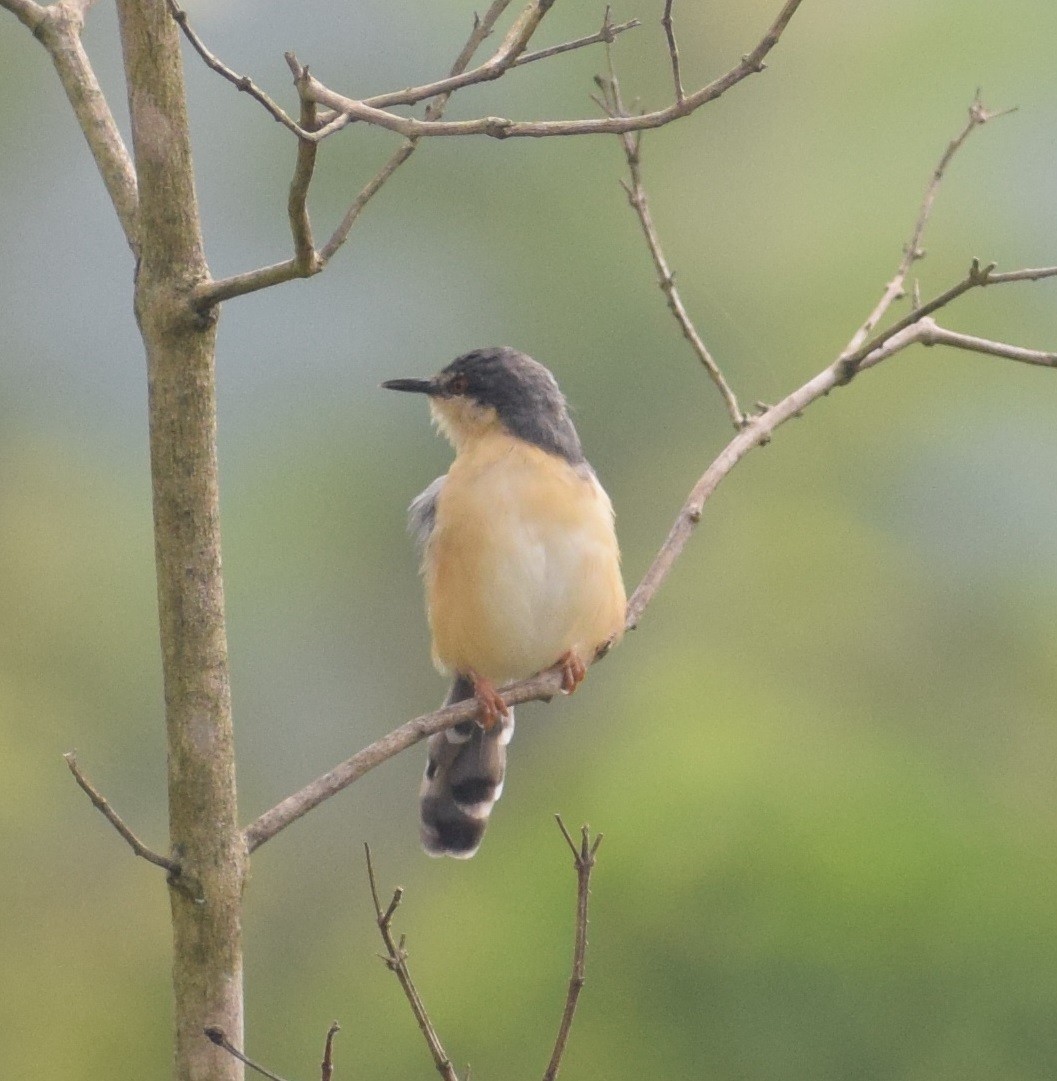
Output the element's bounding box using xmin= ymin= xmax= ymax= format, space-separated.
xmin=625 ymin=259 xmax=1057 ymax=626
xmin=190 ymin=0 xmax=799 ymax=146
xmin=166 ymin=0 xmax=303 ymax=136
xmin=320 ymin=1022 xmax=340 ymax=1081
xmin=320 ymin=0 xmax=515 ymax=265
xmin=353 ymin=0 xmax=606 ymax=112
xmin=513 ymin=15 xmax=640 ymax=68
xmin=64 ymin=752 xmax=179 ymax=874
xmin=986 ymin=265 xmax=1057 ymax=285
xmin=842 ymin=96 xmax=1016 ymax=357
xmin=661 ymin=0 xmax=685 ymax=104
xmin=859 ymin=316 xmax=1057 ymax=372
xmin=315 ymin=144 xmax=415 ymax=265
xmin=192 ymin=0 xmax=515 ymax=311
xmin=598 ymin=54 xmax=745 ymax=428
xmin=318 ymin=0 xmax=514 ymax=266
xmin=187 ymin=0 xmax=803 ymax=309
xmin=543 ymin=818 xmax=603 ymax=1081
xmin=205 ymin=1028 xmax=294 ymax=1081
xmin=364 ymin=845 xmax=459 ymax=1081
xmin=298 ymin=0 xmax=804 ymax=142
xmin=837 ymin=257 xmax=1057 ymax=381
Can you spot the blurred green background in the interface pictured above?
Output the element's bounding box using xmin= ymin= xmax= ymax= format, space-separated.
xmin=3 ymin=0 xmax=1057 ymax=1078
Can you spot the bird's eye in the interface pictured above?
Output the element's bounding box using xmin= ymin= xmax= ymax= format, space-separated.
xmin=448 ymin=374 xmax=470 ymax=395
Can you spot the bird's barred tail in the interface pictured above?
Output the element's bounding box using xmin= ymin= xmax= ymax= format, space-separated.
xmin=419 ymin=676 xmax=514 ymax=858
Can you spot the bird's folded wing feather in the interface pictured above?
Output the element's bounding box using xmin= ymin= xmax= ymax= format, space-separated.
xmin=408 ymin=475 xmax=445 ymax=553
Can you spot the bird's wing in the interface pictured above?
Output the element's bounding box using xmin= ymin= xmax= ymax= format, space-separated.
xmin=407 ymin=475 xmax=445 ymax=555
xmin=409 ymin=475 xmax=515 ymax=857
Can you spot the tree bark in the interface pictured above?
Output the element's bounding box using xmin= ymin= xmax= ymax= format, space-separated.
xmin=113 ymin=2 xmax=245 ymax=1080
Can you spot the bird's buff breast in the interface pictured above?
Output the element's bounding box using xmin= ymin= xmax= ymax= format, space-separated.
xmin=425 ymin=434 xmax=625 ymax=682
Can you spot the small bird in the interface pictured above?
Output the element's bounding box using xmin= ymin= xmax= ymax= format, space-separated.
xmin=383 ymin=347 xmax=626 ymax=858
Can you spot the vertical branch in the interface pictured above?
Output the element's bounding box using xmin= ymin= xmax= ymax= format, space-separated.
xmin=365 ymin=845 xmax=460 ymax=1081
xmin=287 ymin=63 xmax=320 ymax=272
xmin=544 ymin=818 xmax=604 ymax=1081
xmin=661 ymin=0 xmax=685 ymax=103
xmin=316 ymin=0 xmax=513 ymax=266
xmin=320 ymin=1023 xmax=340 ymax=1081
xmin=841 ymin=96 xmax=1013 ymax=357
xmin=113 ymin=2 xmax=245 ymax=1080
xmin=598 ymin=55 xmax=745 ymax=428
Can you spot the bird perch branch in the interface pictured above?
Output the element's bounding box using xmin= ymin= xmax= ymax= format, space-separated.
xmin=241 ymin=97 xmax=1057 ymax=855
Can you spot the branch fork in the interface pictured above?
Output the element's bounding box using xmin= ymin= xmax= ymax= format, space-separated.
xmin=64 ymin=752 xmax=178 ymax=874
xmin=167 ymin=0 xmax=802 ymax=311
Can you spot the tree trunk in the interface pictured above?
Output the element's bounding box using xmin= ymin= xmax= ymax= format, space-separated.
xmin=114 ymin=3 xmax=245 ymax=1080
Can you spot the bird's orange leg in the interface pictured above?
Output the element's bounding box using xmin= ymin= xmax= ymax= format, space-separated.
xmin=556 ymin=650 xmax=587 ymax=695
xmin=467 ymin=669 xmax=509 ymax=731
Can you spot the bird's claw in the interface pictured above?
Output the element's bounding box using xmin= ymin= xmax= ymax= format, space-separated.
xmin=556 ymin=650 xmax=587 ymax=695
xmin=468 ymin=670 xmax=509 ymax=730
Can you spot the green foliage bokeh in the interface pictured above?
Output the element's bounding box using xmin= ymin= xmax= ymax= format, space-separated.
xmin=2 ymin=1 xmax=1056 ymax=1078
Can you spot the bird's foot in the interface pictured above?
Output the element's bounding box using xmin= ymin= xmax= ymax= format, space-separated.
xmin=468 ymin=670 xmax=509 ymax=731
xmin=556 ymin=650 xmax=587 ymax=695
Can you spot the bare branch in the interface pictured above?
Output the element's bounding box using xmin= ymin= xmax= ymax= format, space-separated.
xmin=543 ymin=818 xmax=603 ymax=1081
xmin=357 ymin=5 xmax=640 ymax=111
xmin=320 ymin=1022 xmax=340 ymax=1081
xmin=364 ymin=845 xmax=460 ymax=1081
xmin=242 ymin=248 xmax=1055 ymax=851
xmin=626 ymin=261 xmax=1057 ymax=628
xmin=843 ymin=96 xmax=1015 ymax=357
xmin=287 ymin=63 xmax=321 ymax=274
xmin=242 ymin=661 xmax=567 ymax=851
xmin=986 ymin=265 xmax=1057 ymax=285
xmin=661 ymin=0 xmax=686 ymax=104
xmin=4 ymin=0 xmax=139 ymax=250
xmin=838 ymin=257 xmax=1057 ymax=381
xmin=299 ymin=0 xmax=804 ymax=142
xmin=205 ymin=1028 xmax=294 ymax=1081
xmin=64 ymin=752 xmax=179 ymax=874
xmin=0 ymin=0 xmax=45 ymax=27
xmin=237 ymin=87 xmax=1055 ymax=853
xmin=191 ymin=259 xmax=307 ymax=309
xmin=166 ymin=0 xmax=303 ymax=136
xmin=316 ymin=143 xmax=417 ymax=265
xmin=447 ymin=0 xmax=518 ymax=76
xmin=185 ymin=0 xmax=803 ymax=310
xmin=598 ymin=59 xmax=745 ymax=428
xmin=315 ymin=0 xmax=516 ymax=267
xmin=354 ymin=0 xmax=562 ymax=113
xmin=190 ymin=0 xmax=515 ymax=311
xmin=859 ymin=317 xmax=1057 ymax=372
xmin=512 ymin=14 xmax=640 ymax=69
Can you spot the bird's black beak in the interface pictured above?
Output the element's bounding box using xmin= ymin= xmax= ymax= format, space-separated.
xmin=381 ymin=377 xmax=436 ymax=394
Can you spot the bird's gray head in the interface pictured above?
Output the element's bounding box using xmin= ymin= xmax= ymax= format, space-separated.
xmin=383 ymin=347 xmax=584 ymax=463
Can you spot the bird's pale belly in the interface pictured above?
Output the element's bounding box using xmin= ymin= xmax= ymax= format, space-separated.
xmin=425 ymin=436 xmax=625 ymax=683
